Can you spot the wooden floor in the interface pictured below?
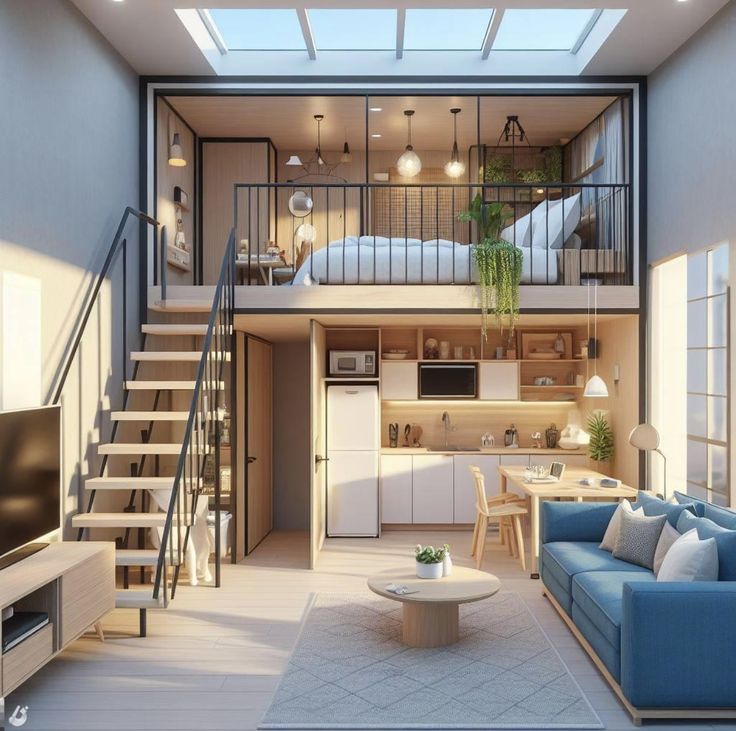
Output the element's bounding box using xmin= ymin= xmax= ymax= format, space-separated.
xmin=8 ymin=530 xmax=735 ymax=730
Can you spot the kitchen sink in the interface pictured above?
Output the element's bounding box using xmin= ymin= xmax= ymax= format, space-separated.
xmin=428 ymin=446 xmax=481 ymax=452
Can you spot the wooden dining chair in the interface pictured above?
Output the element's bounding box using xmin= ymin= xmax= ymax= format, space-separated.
xmin=469 ymin=465 xmax=528 ymax=572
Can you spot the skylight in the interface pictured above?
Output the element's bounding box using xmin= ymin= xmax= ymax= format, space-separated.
xmin=404 ymin=9 xmax=494 ymax=51
xmin=207 ymin=8 xmax=304 ymax=51
xmin=493 ymin=9 xmax=599 ymax=51
xmin=308 ymin=9 xmax=396 ymax=51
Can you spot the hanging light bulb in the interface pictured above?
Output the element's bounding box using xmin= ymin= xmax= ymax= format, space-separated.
xmin=397 ymin=110 xmax=422 ymax=178
xmin=341 ymin=140 xmax=352 ymax=163
xmin=168 ymin=132 xmax=186 ymax=167
xmin=584 ymin=281 xmax=609 ymax=398
xmin=444 ymin=108 xmax=466 ymax=179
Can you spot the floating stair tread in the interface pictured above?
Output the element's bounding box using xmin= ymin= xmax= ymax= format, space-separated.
xmin=115 ymin=549 xmax=161 ymax=567
xmin=111 ymin=411 xmax=190 ymax=421
xmin=97 ymin=443 xmax=205 ymax=456
xmin=150 ymin=300 xmax=212 ymax=313
xmin=131 ymin=351 xmax=202 ymax=362
xmin=142 ymin=324 xmax=208 ymax=335
xmin=85 ymin=476 xmax=199 ymax=490
xmin=72 ymin=512 xmax=192 ymax=528
xmin=115 ymin=589 xmax=166 ymax=609
xmin=125 ymin=380 xmax=225 ymax=390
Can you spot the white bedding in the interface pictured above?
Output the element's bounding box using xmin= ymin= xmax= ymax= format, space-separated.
xmin=292 ymin=236 xmax=558 ymax=286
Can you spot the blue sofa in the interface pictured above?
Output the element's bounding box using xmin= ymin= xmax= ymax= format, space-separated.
xmin=541 ymin=495 xmax=736 ymax=722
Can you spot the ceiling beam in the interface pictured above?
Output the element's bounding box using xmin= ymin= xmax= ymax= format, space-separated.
xmin=297 ymin=8 xmax=317 ymax=60
xmin=396 ymin=8 xmax=406 ymax=60
xmin=571 ymin=8 xmax=604 ymax=54
xmin=481 ymin=8 xmax=504 ymax=60
xmin=196 ymin=9 xmax=227 ymax=56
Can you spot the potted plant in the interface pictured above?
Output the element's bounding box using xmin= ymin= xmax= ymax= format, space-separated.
xmin=588 ymin=410 xmax=614 ymax=471
xmin=415 ymin=544 xmax=448 ymax=579
xmin=458 ymin=194 xmax=523 ymax=340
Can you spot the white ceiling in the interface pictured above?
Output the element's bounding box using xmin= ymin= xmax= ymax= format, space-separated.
xmin=72 ymin=0 xmax=729 ymax=77
xmin=166 ymin=94 xmax=615 ymax=149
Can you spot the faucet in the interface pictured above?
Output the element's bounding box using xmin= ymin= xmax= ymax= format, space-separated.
xmin=441 ymin=411 xmax=451 ymax=448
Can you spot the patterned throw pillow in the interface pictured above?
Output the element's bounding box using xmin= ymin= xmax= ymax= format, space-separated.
xmin=613 ymin=509 xmax=667 ymax=570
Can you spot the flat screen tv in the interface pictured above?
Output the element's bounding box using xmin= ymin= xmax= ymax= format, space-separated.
xmin=0 ymin=405 xmax=61 ymax=569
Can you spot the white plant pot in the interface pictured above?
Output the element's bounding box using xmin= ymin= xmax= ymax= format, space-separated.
xmin=416 ymin=561 xmax=443 ymax=579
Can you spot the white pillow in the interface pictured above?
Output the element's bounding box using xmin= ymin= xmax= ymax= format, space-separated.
xmin=530 ymin=193 xmax=581 ymax=250
xmin=600 ymin=500 xmax=643 ymax=552
xmin=329 ymin=236 xmax=359 ymax=247
xmin=653 ymin=521 xmax=681 ymax=575
xmin=657 ymin=529 xmax=719 ymax=582
xmin=500 ymin=212 xmax=533 ymax=248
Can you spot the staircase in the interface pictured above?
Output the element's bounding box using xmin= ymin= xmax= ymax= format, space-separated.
xmin=57 ymin=209 xmax=236 ymax=637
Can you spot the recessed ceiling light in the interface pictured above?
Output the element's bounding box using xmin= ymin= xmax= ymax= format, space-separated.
xmin=371 ymin=133 xmax=382 ymax=138
xmin=370 ymin=107 xmax=383 ymax=112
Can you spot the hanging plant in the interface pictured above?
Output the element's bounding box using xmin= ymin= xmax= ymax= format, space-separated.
xmin=458 ymin=194 xmax=523 ymax=340
xmin=543 ymin=145 xmax=563 ymax=183
xmin=588 ymin=410 xmax=614 ymax=466
xmin=484 ymin=155 xmax=511 ymax=183
xmin=516 ymin=168 xmax=547 ymax=185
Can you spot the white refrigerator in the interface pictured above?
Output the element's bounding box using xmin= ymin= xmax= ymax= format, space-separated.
xmin=326 ymin=384 xmax=379 ymax=537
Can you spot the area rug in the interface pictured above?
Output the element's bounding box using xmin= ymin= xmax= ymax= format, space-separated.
xmin=260 ymin=591 xmax=603 ymax=729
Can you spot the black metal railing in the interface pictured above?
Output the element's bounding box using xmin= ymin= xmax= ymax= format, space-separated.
xmin=232 ymin=182 xmax=632 ymax=287
xmin=152 ymin=229 xmax=235 ymax=602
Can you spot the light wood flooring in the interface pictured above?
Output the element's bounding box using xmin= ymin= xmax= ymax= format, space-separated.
xmin=7 ymin=530 xmax=736 ymax=730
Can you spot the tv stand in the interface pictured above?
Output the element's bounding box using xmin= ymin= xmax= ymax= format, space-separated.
xmin=0 ymin=542 xmax=49 ymax=572
xmin=0 ymin=542 xmax=114 ymax=697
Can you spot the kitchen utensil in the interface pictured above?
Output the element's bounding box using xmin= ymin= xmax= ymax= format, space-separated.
xmin=389 ymin=423 xmax=399 ymax=448
xmin=403 ymin=423 xmax=411 ymax=447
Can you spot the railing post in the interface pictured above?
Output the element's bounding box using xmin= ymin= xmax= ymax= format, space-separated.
xmin=160 ymin=225 xmax=167 ymax=303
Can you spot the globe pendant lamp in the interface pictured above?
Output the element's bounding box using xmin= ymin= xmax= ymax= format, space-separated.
xmin=584 ymin=281 xmax=609 ymax=398
xmin=444 ymin=108 xmax=466 ymax=179
xmin=397 ymin=110 xmax=421 ymax=178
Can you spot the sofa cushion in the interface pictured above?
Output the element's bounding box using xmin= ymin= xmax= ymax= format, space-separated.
xmin=673 ymin=490 xmax=706 ymax=517
xmin=674 ymin=490 xmax=736 ymax=529
xmin=572 ymin=570 xmax=656 ymax=648
xmin=542 ymin=563 xmax=573 ymax=615
xmin=542 ymin=542 xmax=650 ymax=597
xmin=572 ymin=603 xmax=622 ymax=681
xmin=677 ymin=511 xmax=736 ymax=580
xmin=635 ymin=490 xmax=696 ymax=527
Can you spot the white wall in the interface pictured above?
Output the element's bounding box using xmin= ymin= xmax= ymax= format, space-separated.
xmin=0 ymin=0 xmax=140 ymax=534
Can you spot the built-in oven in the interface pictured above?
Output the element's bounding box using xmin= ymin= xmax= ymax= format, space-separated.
xmin=418 ymin=363 xmax=477 ymax=399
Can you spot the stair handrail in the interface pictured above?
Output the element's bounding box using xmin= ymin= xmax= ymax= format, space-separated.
xmin=152 ymin=228 xmax=236 ymax=601
xmin=51 ymin=207 xmax=160 ymax=405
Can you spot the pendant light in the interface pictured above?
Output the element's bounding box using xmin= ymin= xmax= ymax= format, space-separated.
xmin=168 ymin=133 xmax=186 ymax=167
xmin=396 ymin=110 xmax=422 ymax=178
xmin=584 ymin=281 xmax=609 ymax=398
xmin=444 ymin=108 xmax=466 ymax=179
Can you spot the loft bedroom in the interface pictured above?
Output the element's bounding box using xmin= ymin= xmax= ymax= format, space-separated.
xmin=149 ymin=91 xmax=638 ymax=312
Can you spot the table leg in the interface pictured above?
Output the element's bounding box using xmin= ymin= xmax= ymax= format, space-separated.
xmin=402 ymin=602 xmax=459 ymax=648
xmin=530 ymin=495 xmax=540 ymax=579
xmin=498 ymin=472 xmax=508 ymax=546
xmin=258 ymin=267 xmax=269 ymax=286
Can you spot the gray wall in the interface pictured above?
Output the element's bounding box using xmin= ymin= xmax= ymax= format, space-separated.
xmin=0 ymin=0 xmax=140 ymax=533
xmin=647 ymin=0 xmax=736 ymax=263
xmin=272 ymin=342 xmax=310 ymax=530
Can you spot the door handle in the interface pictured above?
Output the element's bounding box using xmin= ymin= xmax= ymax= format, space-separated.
xmin=315 ymin=455 xmax=329 ymax=465
xmin=247 ymin=456 xmax=257 ymax=464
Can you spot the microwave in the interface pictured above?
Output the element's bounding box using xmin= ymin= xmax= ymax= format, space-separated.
xmin=329 ymin=350 xmax=376 ymax=376
xmin=419 ymin=363 xmax=477 ymax=399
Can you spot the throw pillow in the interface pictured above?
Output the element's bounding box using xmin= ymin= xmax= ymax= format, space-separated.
xmin=530 ymin=194 xmax=581 ymax=250
xmin=653 ymin=521 xmax=680 ymax=575
xmin=657 ymin=529 xmax=719 ymax=582
xmin=500 ymin=212 xmax=533 ymax=248
xmin=599 ymin=500 xmax=643 ymax=552
xmin=613 ymin=510 xmax=667 ymax=570
xmin=673 ymin=490 xmax=706 ymax=517
xmin=635 ymin=490 xmax=696 ymax=527
xmin=677 ymin=511 xmax=736 ymax=581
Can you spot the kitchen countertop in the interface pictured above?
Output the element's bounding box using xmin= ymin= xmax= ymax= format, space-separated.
xmin=380 ymin=447 xmax=587 ymax=456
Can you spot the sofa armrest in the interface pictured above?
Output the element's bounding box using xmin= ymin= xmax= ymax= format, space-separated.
xmin=541 ymin=501 xmax=617 ymax=544
xmin=621 ymin=581 xmax=736 ymax=708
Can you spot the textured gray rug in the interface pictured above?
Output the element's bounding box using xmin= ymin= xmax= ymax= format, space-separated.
xmin=260 ymin=591 xmax=603 ymax=729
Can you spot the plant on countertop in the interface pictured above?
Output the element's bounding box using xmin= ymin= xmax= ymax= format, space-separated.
xmin=458 ymin=194 xmax=523 ymax=340
xmin=415 ymin=544 xmax=449 ymax=564
xmin=588 ymin=411 xmax=614 ymax=465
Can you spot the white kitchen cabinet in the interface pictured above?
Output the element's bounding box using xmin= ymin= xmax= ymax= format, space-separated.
xmin=453 ymin=455 xmax=500 ymax=524
xmin=381 ymin=454 xmax=413 ymax=524
xmin=412 ymin=455 xmax=454 ymax=523
xmin=381 ymin=362 xmax=418 ymax=400
xmin=478 ymin=362 xmax=519 ymax=400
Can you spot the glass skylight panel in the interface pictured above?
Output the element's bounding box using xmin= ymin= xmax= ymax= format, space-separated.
xmin=308 ymin=9 xmax=396 ymax=50
xmin=493 ymin=9 xmax=598 ymax=51
xmin=404 ymin=9 xmax=494 ymax=51
xmin=207 ymin=9 xmax=305 ymax=51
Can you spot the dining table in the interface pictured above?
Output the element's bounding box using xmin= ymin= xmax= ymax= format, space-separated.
xmin=497 ymin=465 xmax=638 ymax=579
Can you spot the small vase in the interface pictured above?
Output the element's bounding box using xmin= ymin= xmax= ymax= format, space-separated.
xmin=416 ymin=561 xmax=443 ymax=579
xmin=442 ymin=552 xmax=453 ymax=577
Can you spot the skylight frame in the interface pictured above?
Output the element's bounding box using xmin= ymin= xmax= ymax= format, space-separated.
xmin=206 ymin=8 xmax=307 ymax=52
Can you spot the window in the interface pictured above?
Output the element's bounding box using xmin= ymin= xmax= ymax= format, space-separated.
xmin=207 ymin=9 xmax=305 ymax=51
xmin=493 ymin=9 xmax=599 ymax=52
xmin=686 ymin=244 xmax=730 ymax=506
xmin=403 ymin=9 xmax=494 ymax=51
xmin=308 ymin=9 xmax=396 ymax=50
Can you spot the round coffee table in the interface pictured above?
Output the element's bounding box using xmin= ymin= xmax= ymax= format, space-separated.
xmin=367 ymin=567 xmax=501 ymax=648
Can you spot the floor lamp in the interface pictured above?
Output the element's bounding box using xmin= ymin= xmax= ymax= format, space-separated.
xmin=629 ymin=423 xmax=667 ymax=499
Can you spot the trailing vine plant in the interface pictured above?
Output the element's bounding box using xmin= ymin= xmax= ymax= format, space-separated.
xmin=458 ymin=194 xmax=523 ymax=340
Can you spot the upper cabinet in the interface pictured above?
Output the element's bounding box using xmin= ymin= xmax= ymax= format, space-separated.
xmin=478 ymin=362 xmax=519 ymax=400
xmin=381 ymin=362 xmax=418 ymax=400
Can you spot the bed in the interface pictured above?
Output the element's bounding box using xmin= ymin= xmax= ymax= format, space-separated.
xmin=291 ymin=237 xmax=560 ymax=285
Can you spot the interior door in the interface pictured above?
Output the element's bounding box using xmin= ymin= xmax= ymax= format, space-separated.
xmin=310 ymin=320 xmax=327 ymax=569
xmin=246 ymin=336 xmax=273 ymax=553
